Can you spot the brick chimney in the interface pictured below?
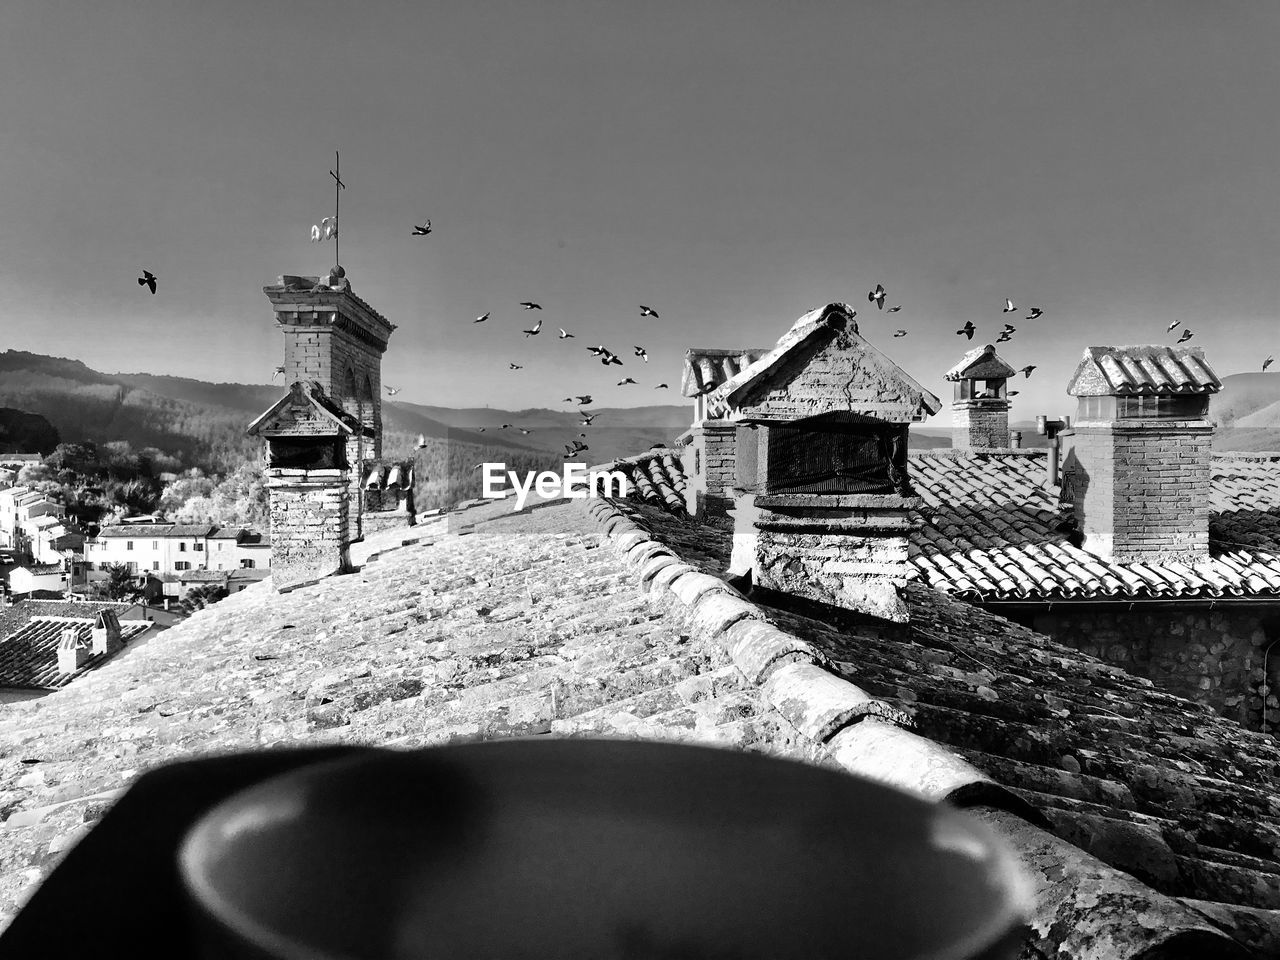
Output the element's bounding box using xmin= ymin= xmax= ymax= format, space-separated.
xmin=1061 ymin=345 xmax=1221 ymax=564
xmin=57 ymin=627 xmax=89 ymax=675
xmin=944 ymin=344 xmax=1015 ymax=450
xmin=680 ymin=348 xmax=767 ymax=518
xmin=91 ymin=610 xmax=122 ymax=656
xmin=263 ymin=268 xmax=396 ymax=542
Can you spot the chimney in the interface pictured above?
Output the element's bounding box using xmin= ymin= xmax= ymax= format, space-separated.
xmin=944 ymin=345 xmax=1015 ymax=450
xmin=91 ymin=610 xmax=122 ymax=656
xmin=57 ymin=627 xmax=89 ymax=674
xmin=1062 ymin=345 xmax=1220 ymax=564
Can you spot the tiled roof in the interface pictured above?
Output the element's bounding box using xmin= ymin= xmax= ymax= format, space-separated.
xmin=607 ymin=498 xmax=1280 ymax=957
xmin=0 ymin=617 xmax=149 ymax=690
xmin=599 ymin=448 xmax=688 ymax=514
xmin=13 ymin=564 xmax=64 ymax=576
xmin=0 ymin=508 xmax=813 ymax=942
xmin=97 ymin=524 xmax=215 ymax=539
xmin=1067 ymin=345 xmax=1221 ymax=396
xmin=0 ymin=600 xmax=136 ymax=643
xmin=908 ymin=450 xmax=1280 ymax=601
xmin=681 ymin=348 xmax=769 ymax=397
xmin=625 ymin=447 xmax=1280 ymax=601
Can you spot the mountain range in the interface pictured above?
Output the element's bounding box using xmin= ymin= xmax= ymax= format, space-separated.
xmin=0 ymin=351 xmax=1277 ymax=479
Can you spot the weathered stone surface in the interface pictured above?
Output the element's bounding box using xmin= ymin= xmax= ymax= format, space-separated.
xmin=760 ymin=661 xmax=908 ymax=742
xmin=722 ymin=619 xmax=821 ymax=684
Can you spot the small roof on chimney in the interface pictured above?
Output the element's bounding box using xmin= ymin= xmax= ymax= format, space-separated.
xmin=1067 ymin=345 xmax=1221 ymax=397
xmin=710 ymin=303 xmax=942 ymax=422
xmin=681 ymin=348 xmax=770 ymax=398
xmin=245 ymin=380 xmax=373 ymax=439
xmin=944 ymin=344 xmax=1018 ymax=382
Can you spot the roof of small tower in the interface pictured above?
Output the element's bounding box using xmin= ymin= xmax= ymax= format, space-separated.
xmin=709 ymin=303 xmax=942 ymax=421
xmin=681 ymin=348 xmax=770 ymax=397
xmin=944 ymin=344 xmax=1018 ymax=382
xmin=245 ymin=380 xmax=373 ymax=438
xmin=263 ymin=273 xmax=396 ymax=348
xmin=1066 ymin=345 xmax=1221 ymax=396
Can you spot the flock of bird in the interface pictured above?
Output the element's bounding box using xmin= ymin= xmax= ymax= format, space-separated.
xmin=135 ymin=224 xmax=1278 ymax=458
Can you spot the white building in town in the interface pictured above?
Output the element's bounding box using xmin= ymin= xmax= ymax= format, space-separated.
xmin=84 ymin=524 xmax=271 ymax=580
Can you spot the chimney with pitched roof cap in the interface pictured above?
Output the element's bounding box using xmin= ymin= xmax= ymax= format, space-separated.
xmin=91 ymin=610 xmax=122 ymax=656
xmin=57 ymin=626 xmax=89 ymax=675
xmin=944 ymin=344 xmax=1016 ymax=450
xmin=681 ymin=348 xmax=768 ymax=517
xmin=1061 ymin=345 xmax=1220 ymax=564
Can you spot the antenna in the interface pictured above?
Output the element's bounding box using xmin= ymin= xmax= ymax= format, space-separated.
xmin=329 ymin=152 xmax=345 ymax=269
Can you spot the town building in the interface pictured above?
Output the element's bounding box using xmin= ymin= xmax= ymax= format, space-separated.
xmin=0 ymin=487 xmax=64 ymax=555
xmin=84 ymin=523 xmax=271 ymax=581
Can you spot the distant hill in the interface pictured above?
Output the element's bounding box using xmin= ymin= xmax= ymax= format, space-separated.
xmin=1212 ymin=372 xmax=1280 ymax=451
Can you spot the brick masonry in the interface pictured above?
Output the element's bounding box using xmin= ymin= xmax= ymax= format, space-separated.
xmin=684 ymin=421 xmax=739 ymax=517
xmin=264 ymin=468 xmax=350 ymax=590
xmin=1061 ymin=420 xmax=1212 ymax=564
xmin=952 ymin=399 xmax=1010 ymax=450
xmin=1024 ymin=605 xmax=1280 ymax=733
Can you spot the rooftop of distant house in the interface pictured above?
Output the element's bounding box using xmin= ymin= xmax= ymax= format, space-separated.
xmin=95 ymin=524 xmax=269 ymax=544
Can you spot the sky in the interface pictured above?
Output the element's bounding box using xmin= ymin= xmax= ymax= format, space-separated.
xmin=2 ymin=1 xmax=1278 ymax=421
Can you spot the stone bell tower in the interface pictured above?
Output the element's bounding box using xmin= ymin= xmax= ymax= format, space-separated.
xmin=262 ymin=267 xmax=397 ymax=541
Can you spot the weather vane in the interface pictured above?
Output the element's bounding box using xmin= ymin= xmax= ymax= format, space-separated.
xmin=310 ymin=150 xmax=345 ymax=269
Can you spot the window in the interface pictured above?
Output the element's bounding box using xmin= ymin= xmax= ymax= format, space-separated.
xmin=126 ymin=541 xmax=134 ymax=551
xmin=152 ymin=561 xmax=159 ymax=571
xmin=127 ymin=561 xmax=138 ymax=574
xmin=179 ymin=542 xmax=187 ymax=552
xmin=241 ymin=558 xmax=255 ymax=569
xmin=218 ymin=543 xmax=225 ymax=551
xmin=194 ymin=542 xmax=203 ymax=552
xmin=152 ymin=540 xmax=159 ymax=549
xmin=175 ymin=561 xmax=191 ymax=571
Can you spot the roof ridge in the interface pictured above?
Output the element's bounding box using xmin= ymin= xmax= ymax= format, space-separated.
xmin=577 ymin=495 xmax=1258 ymax=958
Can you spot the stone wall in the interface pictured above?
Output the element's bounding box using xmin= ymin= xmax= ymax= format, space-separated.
xmin=265 ymin=468 xmax=350 ymax=591
xmin=1062 ymin=420 xmax=1212 ymax=563
xmin=1017 ymin=604 xmax=1280 ymax=732
xmin=952 ymin=400 xmax=1010 ymax=450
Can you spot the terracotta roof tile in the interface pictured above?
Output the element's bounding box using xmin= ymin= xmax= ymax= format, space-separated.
xmin=0 ymin=617 xmax=149 ymax=690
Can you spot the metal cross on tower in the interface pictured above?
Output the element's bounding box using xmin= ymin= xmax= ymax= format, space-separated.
xmin=329 ymin=152 xmax=345 ymax=268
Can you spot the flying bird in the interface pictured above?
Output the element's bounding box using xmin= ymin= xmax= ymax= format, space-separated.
xmin=500 ymin=424 xmax=512 ymax=430
xmin=475 ymin=312 xmax=490 ymax=323
xmin=520 ymin=301 xmax=542 ymax=310
xmin=272 ymin=364 xmax=285 ymax=379
xmin=309 ymin=224 xmax=322 ymax=242
xmin=868 ymin=284 xmax=886 ymax=310
xmin=1019 ymin=365 xmax=1036 ymax=378
xmin=1002 ymin=323 xmax=1016 ymax=333
xmin=575 ymin=395 xmax=593 ymax=405
xmin=957 ymin=321 xmax=976 ymax=340
xmin=416 ymin=433 xmax=427 ymax=447
xmin=655 ymin=383 xmax=669 ymax=389
xmin=558 ymin=328 xmax=575 ymax=339
xmin=996 ymin=330 xmax=1013 ymax=343
xmin=1025 ymin=307 xmax=1043 ymax=320
xmin=1264 ymin=356 xmax=1274 ymax=371
xmin=508 ymin=363 xmax=523 ymax=370
xmin=138 ymin=270 xmax=157 ymax=294
xmin=1008 ymin=390 xmax=1021 ymax=397
xmin=618 ymin=377 xmax=637 ymax=385
xmin=1167 ymin=320 xmax=1180 ymax=332
xmin=477 ymin=427 xmax=486 ymax=432
xmin=634 ymin=346 xmax=648 ymax=362
xmin=1003 ymin=298 xmax=1016 ymax=313
xmin=639 ymin=305 xmax=659 ymax=318
xmin=580 ymin=412 xmax=597 ymax=425
xmin=523 ymin=319 xmax=543 ymax=336
xmin=412 ymin=220 xmax=432 ymax=236
xmin=893 ymin=330 xmax=908 ymax=338
xmin=1177 ymin=329 xmax=1194 ymax=343
xmin=519 ymin=428 xmax=533 ymax=435
xmin=321 ymin=217 xmax=337 ymax=240
xmin=887 ymin=305 xmax=902 ymax=313
xmin=384 ymin=385 xmax=401 ymax=396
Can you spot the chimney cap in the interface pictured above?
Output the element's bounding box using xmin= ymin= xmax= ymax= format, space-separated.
xmin=944 ymin=344 xmax=1018 ymax=382
xmin=1067 ymin=345 xmax=1221 ymax=397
